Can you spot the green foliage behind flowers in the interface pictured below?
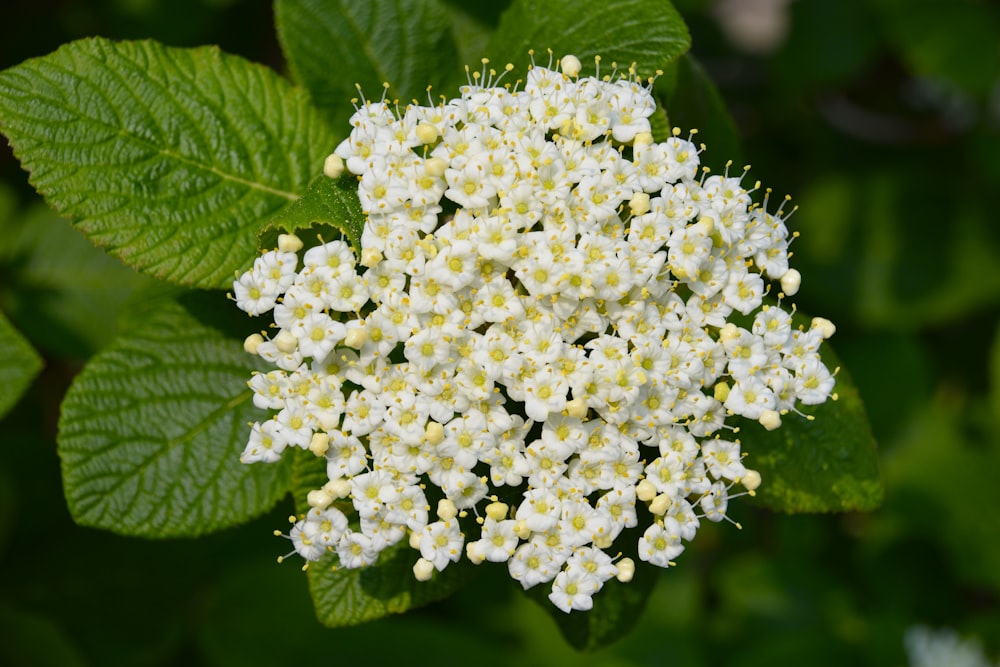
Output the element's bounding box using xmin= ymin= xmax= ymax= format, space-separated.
xmin=0 ymin=0 xmax=878 ymax=639
xmin=2 ymin=0 xmax=995 ymax=664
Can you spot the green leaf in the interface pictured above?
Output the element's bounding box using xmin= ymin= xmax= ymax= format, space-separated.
xmin=485 ymin=0 xmax=690 ymax=80
xmin=740 ymin=344 xmax=883 ymax=513
xmin=659 ymin=53 xmax=743 ymax=173
xmin=259 ymin=174 xmax=365 ymax=252
xmin=0 ymin=309 xmax=43 ymax=418
xmin=57 ymin=295 xmax=292 ymax=537
xmin=275 ymin=0 xmax=461 ymax=131
xmin=0 ymin=38 xmax=336 ymax=289
xmin=0 ymin=199 xmax=152 ymax=359
xmin=307 ymin=541 xmax=476 ymax=627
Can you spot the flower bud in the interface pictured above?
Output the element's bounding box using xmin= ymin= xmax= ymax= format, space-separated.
xmin=323 ymin=153 xmax=344 ymax=179
xmin=465 ymin=541 xmax=486 ymax=564
xmin=633 ymin=131 xmax=653 ymax=147
xmin=323 ymin=478 xmax=351 ymax=499
xmin=758 ymin=410 xmax=781 ymax=431
xmin=780 ymin=268 xmax=801 ymax=296
xmin=560 ymin=54 xmax=582 ymax=78
xmin=415 ymin=122 xmax=439 ymax=144
xmin=274 ymin=329 xmax=298 ymax=354
xmin=425 ymin=157 xmax=448 ymax=178
xmin=309 ymin=432 xmax=330 ymax=456
xmin=485 ymin=501 xmax=509 ymax=521
xmin=616 ymin=557 xmax=636 ymax=583
xmin=437 ymin=498 xmax=458 ymax=521
xmin=243 ymin=333 xmax=264 ymax=355
xmin=741 ymin=469 xmax=762 ymax=492
xmin=629 ymin=192 xmax=651 ymax=216
xmin=413 ymin=557 xmax=435 ymax=581
xmin=636 ymin=479 xmax=657 ymax=502
xmin=811 ymin=317 xmax=836 ymax=339
xmin=306 ymin=488 xmax=333 ymax=509
xmin=277 ymin=233 xmax=303 ymax=253
xmin=361 ymin=247 xmax=383 ymax=268
xmin=649 ymin=493 xmax=672 ymax=515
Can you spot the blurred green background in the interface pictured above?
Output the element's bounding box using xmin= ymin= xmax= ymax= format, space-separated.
xmin=1 ymin=0 xmax=998 ymax=664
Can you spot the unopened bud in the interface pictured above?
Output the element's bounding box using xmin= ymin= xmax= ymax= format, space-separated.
xmin=560 ymin=54 xmax=582 ymax=78
xmin=629 ymin=192 xmax=651 ymax=216
xmin=413 ymin=557 xmax=435 ymax=581
xmin=636 ymin=479 xmax=657 ymax=502
xmin=758 ymin=410 xmax=781 ymax=431
xmin=615 ymin=557 xmax=635 ymax=583
xmin=694 ymin=215 xmax=715 ymax=235
xmin=741 ymin=469 xmax=762 ymax=492
xmin=424 ymin=421 xmax=444 ymax=445
xmin=344 ymin=327 xmax=367 ymax=349
xmin=719 ymin=323 xmax=741 ymax=342
xmin=633 ymin=132 xmax=654 ymax=147
xmin=485 ymin=501 xmax=509 ymax=521
xmin=811 ymin=317 xmax=836 ymax=339
xmin=409 ymin=530 xmax=423 ymax=550
xmin=308 ymin=432 xmax=330 ymax=456
xmin=714 ymin=381 xmax=731 ymax=402
xmin=323 ymin=153 xmax=344 ymax=179
xmin=415 ymin=122 xmax=439 ymax=144
xmin=437 ymin=498 xmax=458 ymax=521
xmin=565 ymin=398 xmax=588 ymax=418
xmin=593 ymin=534 xmax=614 ymax=549
xmin=780 ymin=269 xmax=801 ymax=296
xmin=324 ymin=478 xmax=352 ymax=499
xmin=425 ymin=157 xmax=448 ymax=178
xmin=274 ymin=329 xmax=298 ymax=354
xmin=243 ymin=333 xmax=264 ymax=355
xmin=465 ymin=541 xmax=485 ymax=564
xmin=649 ymin=493 xmax=672 ymax=515
xmin=277 ymin=233 xmax=303 ymax=253
xmin=361 ymin=247 xmax=382 ymax=268
xmin=306 ymin=488 xmax=333 ymax=509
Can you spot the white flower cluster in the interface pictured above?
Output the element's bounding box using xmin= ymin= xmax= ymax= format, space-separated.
xmin=232 ymin=55 xmax=837 ymax=613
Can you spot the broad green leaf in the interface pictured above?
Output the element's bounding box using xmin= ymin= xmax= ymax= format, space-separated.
xmin=740 ymin=345 xmax=883 ymax=513
xmin=288 ymin=451 xmax=475 ymax=626
xmin=0 ymin=38 xmax=336 ymax=289
xmin=58 ymin=296 xmax=292 ymax=537
xmin=0 ymin=310 xmax=43 ymax=418
xmin=484 ymin=0 xmax=690 ymax=80
xmin=659 ymin=53 xmax=742 ymax=173
xmin=307 ymin=541 xmax=476 ymax=627
xmin=0 ymin=199 xmax=151 ymax=359
xmin=275 ymin=0 xmax=461 ymax=131
xmin=441 ymin=1 xmax=508 ymax=71
xmin=258 ymin=174 xmax=365 ymax=252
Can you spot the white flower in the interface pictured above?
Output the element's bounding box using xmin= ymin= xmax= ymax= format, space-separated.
xmin=234 ymin=53 xmax=836 ymax=612
xmin=419 ymin=520 xmax=465 ymax=571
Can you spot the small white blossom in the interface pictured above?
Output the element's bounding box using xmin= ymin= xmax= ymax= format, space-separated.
xmin=234 ymin=53 xmax=836 ymax=613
